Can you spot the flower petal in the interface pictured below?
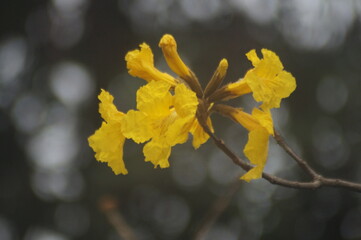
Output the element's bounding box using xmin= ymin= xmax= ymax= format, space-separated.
xmin=246 ymin=49 xmax=261 ymax=67
xmin=226 ymin=79 xmax=252 ymax=98
xmin=244 ymin=49 xmax=296 ymax=110
xmin=174 ymin=83 xmax=198 ymax=118
xmin=190 ymin=117 xmax=213 ymax=149
xmin=98 ymin=89 xmax=124 ymax=124
xmin=136 ymin=81 xmax=173 ymax=118
xmin=251 ymin=108 xmax=274 ymax=135
xmin=121 ymin=110 xmax=153 ymax=143
xmin=260 ymin=70 xmax=296 ymax=110
xmin=143 ymin=139 xmax=171 ymax=168
xmin=224 ymin=107 xmax=260 ymax=132
xmin=166 ymin=116 xmax=194 ymax=146
xmin=88 ymin=122 xmax=127 ymax=175
xmin=241 ymin=128 xmax=269 ymax=181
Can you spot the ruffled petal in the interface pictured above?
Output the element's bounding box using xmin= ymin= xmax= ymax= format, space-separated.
xmin=98 ymin=89 xmax=124 ymax=124
xmin=246 ymin=49 xmax=261 ymax=67
xmin=143 ymin=139 xmax=171 ymax=168
xmin=250 ymin=49 xmax=283 ymax=72
xmin=125 ymin=43 xmax=178 ymax=85
xmin=121 ymin=110 xmax=153 ymax=143
xmin=260 ymin=70 xmax=296 ymax=110
xmin=241 ymin=128 xmax=269 ymax=182
xmin=166 ymin=116 xmax=194 ymax=146
xmin=244 ymin=49 xmax=296 ymax=110
xmin=136 ymin=81 xmax=173 ymax=118
xmin=88 ymin=122 xmax=127 ymax=175
xmin=174 ymin=83 xmax=198 ymax=118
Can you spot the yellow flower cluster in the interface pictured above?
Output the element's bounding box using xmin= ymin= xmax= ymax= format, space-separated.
xmin=88 ymin=34 xmax=296 ymax=181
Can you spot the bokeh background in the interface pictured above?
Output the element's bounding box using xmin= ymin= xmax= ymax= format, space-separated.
xmin=2 ymin=0 xmax=361 ymax=239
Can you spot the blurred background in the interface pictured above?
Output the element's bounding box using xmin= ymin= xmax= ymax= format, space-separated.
xmin=2 ymin=0 xmax=361 ymax=239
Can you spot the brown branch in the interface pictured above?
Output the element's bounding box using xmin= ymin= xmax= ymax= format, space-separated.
xmin=198 ymin=120 xmax=361 ymax=193
xmin=320 ymin=177 xmax=361 ymax=192
xmin=273 ymin=130 xmax=361 ymax=192
xmin=192 ymin=121 xmax=361 ymax=240
xmin=273 ymin=130 xmax=319 ymax=179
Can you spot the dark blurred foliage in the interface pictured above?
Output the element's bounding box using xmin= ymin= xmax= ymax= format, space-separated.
xmin=1 ymin=0 xmax=361 ymax=240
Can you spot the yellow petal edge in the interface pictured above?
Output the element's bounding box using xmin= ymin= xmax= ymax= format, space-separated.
xmin=88 ymin=90 xmax=127 ymax=175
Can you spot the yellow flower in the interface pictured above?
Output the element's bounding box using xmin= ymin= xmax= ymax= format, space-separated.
xmin=215 ymin=105 xmax=273 ymax=181
xmin=123 ymin=34 xmax=212 ymax=164
xmin=125 ymin=43 xmax=178 ymax=86
xmin=210 ymin=49 xmax=296 ymax=110
xmin=88 ymin=90 xmax=127 ymax=175
xmin=241 ymin=49 xmax=296 ymax=110
xmin=232 ymin=108 xmax=273 ymax=181
xmin=121 ymin=80 xmax=202 ymax=168
xmin=210 ymin=49 xmax=295 ymax=180
xmin=89 ymin=34 xmax=296 ymax=180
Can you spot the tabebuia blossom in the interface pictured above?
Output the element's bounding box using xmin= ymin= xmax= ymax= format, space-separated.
xmin=88 ymin=34 xmax=296 ymax=181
